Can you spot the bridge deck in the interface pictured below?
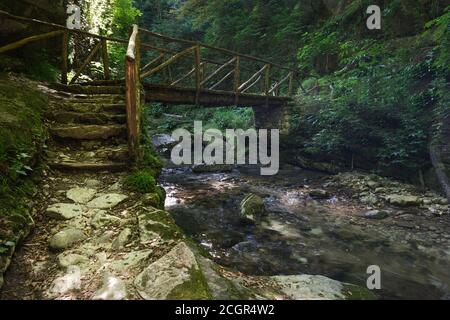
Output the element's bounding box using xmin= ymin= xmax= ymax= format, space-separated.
xmin=143 ymin=84 xmax=291 ymax=108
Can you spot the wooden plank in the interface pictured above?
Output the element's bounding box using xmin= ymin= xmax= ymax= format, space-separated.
xmin=241 ymin=75 xmax=262 ymax=94
xmin=194 ymin=45 xmax=201 ymax=105
xmin=141 ymin=46 xmax=196 ymax=79
xmin=200 ymin=57 xmax=236 ymax=86
xmin=61 ymin=31 xmax=69 ymax=85
xmin=69 ymin=41 xmax=102 ymax=84
xmin=265 ymin=64 xmax=271 ymax=106
xmin=101 ymin=39 xmax=110 ymax=80
xmin=0 ymin=30 xmax=65 ymax=54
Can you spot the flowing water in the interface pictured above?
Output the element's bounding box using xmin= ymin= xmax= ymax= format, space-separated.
xmin=161 ymin=164 xmax=450 ymax=300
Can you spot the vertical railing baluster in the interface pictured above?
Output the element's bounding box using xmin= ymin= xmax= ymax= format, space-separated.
xmin=234 ymin=56 xmax=240 ymax=105
xmin=194 ymin=45 xmax=201 ymax=105
xmin=101 ymin=39 xmax=110 ymax=80
xmin=61 ymin=31 xmax=69 ymax=85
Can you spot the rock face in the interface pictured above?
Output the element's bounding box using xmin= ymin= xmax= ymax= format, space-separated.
xmin=240 ymin=194 xmax=266 ymax=222
xmin=134 ymin=242 xmax=210 ymax=300
xmin=46 ymin=203 xmax=84 ymax=220
xmin=66 ymin=187 xmax=97 ymax=204
xmin=49 ymin=228 xmax=87 ymax=250
xmin=87 ymin=193 xmax=128 ymax=209
xmin=385 ymin=194 xmax=422 ymax=207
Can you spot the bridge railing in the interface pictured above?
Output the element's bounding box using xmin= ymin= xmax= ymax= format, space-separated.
xmin=137 ymin=28 xmax=300 ymax=105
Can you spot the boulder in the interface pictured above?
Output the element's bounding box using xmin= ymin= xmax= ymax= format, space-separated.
xmin=134 ymin=242 xmax=210 ymax=300
xmin=240 ymin=194 xmax=266 ymax=222
xmin=385 ymin=194 xmax=422 ymax=207
xmin=66 ymin=187 xmax=97 ymax=204
xmin=87 ymin=193 xmax=128 ymax=209
xmin=46 ymin=203 xmax=84 ymax=220
xmin=58 ymin=253 xmax=90 ymax=268
xmin=90 ymin=211 xmax=123 ymax=229
xmin=49 ymin=228 xmax=87 ymax=250
xmin=309 ymin=189 xmax=330 ymax=199
xmin=112 ymin=228 xmax=133 ymax=249
xmin=361 ymin=210 xmax=390 ymax=220
xmin=50 ymin=265 xmax=81 ymax=296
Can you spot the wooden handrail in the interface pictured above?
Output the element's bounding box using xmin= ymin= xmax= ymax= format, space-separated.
xmin=0 ymin=30 xmax=65 ymax=54
xmin=140 ymin=46 xmax=196 ymax=79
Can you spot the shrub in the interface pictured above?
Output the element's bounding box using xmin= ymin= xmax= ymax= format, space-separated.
xmin=124 ymin=170 xmax=157 ymax=193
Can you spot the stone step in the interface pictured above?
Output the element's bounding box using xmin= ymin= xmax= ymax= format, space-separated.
xmin=48 ymin=161 xmax=128 ymax=172
xmin=52 ymin=102 xmax=126 ymax=114
xmin=46 ymin=144 xmax=129 ymax=164
xmin=48 ymin=111 xmax=126 ymax=125
xmin=50 ymin=124 xmax=127 ymax=140
xmin=50 ymin=83 xmax=125 ymax=95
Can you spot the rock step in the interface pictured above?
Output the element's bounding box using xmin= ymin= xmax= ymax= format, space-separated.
xmin=50 ymin=124 xmax=127 ymax=140
xmin=48 ymin=111 xmax=126 ymax=125
xmin=46 ymin=144 xmax=129 ymax=163
xmin=53 ymin=103 xmax=126 ymax=115
xmin=50 ymin=84 xmax=125 ymax=95
xmin=48 ymin=161 xmax=128 ymax=172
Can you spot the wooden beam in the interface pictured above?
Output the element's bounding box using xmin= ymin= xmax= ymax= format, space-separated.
xmin=238 ymin=65 xmax=267 ymax=92
xmin=234 ymin=56 xmax=240 ymax=104
xmin=194 ymin=45 xmax=201 ymax=105
xmin=209 ymin=70 xmax=234 ymax=90
xmin=69 ymin=41 xmax=102 ymax=84
xmin=265 ymin=64 xmax=271 ymax=106
xmin=241 ymin=75 xmax=262 ymax=94
xmin=0 ymin=30 xmax=65 ymax=54
xmin=141 ymin=46 xmax=196 ymax=79
xmin=61 ymin=31 xmax=69 ymax=85
xmin=200 ymin=57 xmax=236 ymax=86
xmin=141 ymin=53 xmax=165 ymax=73
xmin=171 ymin=67 xmax=195 ymax=86
xmin=288 ymin=71 xmax=294 ymax=96
xmin=269 ymin=72 xmax=291 ymax=95
xmin=101 ymin=39 xmax=110 ymax=80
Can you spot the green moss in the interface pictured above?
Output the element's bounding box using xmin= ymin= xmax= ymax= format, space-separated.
xmin=342 ymin=284 xmax=378 ymax=300
xmin=142 ymin=208 xmax=184 ymax=240
xmin=167 ymin=266 xmax=212 ymax=300
xmin=124 ymin=170 xmax=157 ymax=193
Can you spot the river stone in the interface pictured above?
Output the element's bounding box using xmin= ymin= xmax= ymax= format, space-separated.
xmin=90 ymin=211 xmax=123 ymax=229
xmin=309 ymin=189 xmax=330 ymax=199
xmin=134 ymin=242 xmax=206 ymax=300
xmin=49 ymin=228 xmax=87 ymax=250
xmin=271 ymin=275 xmax=374 ymax=300
xmin=66 ymin=187 xmax=97 ymax=204
xmin=87 ymin=193 xmax=128 ymax=209
xmin=46 ymin=203 xmax=84 ymax=220
xmin=58 ymin=253 xmax=90 ymax=268
xmin=50 ymin=265 xmax=81 ymax=296
xmin=240 ymin=194 xmax=266 ymax=222
xmin=92 ymin=275 xmax=127 ymax=300
xmin=192 ymin=164 xmax=233 ymax=173
xmin=362 ymin=210 xmax=390 ymax=220
xmin=112 ymin=228 xmax=133 ymax=249
xmin=385 ymin=194 xmax=422 ymax=207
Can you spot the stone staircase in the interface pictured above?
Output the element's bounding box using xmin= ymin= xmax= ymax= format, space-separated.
xmin=43 ymin=85 xmax=130 ymax=172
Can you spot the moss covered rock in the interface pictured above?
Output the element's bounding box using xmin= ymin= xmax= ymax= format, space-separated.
xmin=240 ymin=194 xmax=267 ymax=223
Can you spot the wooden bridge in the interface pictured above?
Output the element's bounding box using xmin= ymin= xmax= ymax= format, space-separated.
xmin=0 ymin=10 xmax=299 ymax=162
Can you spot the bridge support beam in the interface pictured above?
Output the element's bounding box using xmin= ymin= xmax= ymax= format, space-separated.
xmin=252 ymin=104 xmax=291 ymax=136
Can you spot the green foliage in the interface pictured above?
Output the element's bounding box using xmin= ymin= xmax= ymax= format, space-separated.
xmin=112 ymin=0 xmax=142 ymax=36
xmin=124 ymin=169 xmax=157 ymax=193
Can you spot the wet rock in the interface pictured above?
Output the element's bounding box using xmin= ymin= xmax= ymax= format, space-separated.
xmin=240 ymin=194 xmax=266 ymax=222
xmin=112 ymin=228 xmax=133 ymax=249
xmin=90 ymin=211 xmax=123 ymax=229
xmin=309 ymin=189 xmax=330 ymax=199
xmin=87 ymin=193 xmax=128 ymax=209
xmin=359 ymin=193 xmax=378 ymax=205
xmin=141 ymin=193 xmax=161 ymax=208
xmin=46 ymin=203 xmax=84 ymax=220
xmin=134 ymin=242 xmax=210 ymax=300
xmin=395 ymin=221 xmax=415 ymax=229
xmin=50 ymin=265 xmax=81 ymax=296
xmin=271 ymin=275 xmax=375 ymax=300
xmin=49 ymin=228 xmax=87 ymax=250
xmin=385 ymin=194 xmax=422 ymax=207
xmin=192 ymin=164 xmax=233 ymax=173
xmin=362 ymin=210 xmax=390 ymax=220
xmin=66 ymin=187 xmax=97 ymax=204
xmin=92 ymin=274 xmax=127 ymax=300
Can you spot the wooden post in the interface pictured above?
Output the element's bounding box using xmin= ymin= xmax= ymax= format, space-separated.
xmin=125 ymin=25 xmax=140 ymax=160
xmin=265 ymin=64 xmax=271 ymax=106
xmin=61 ymin=31 xmax=69 ymax=85
xmin=234 ymin=56 xmax=240 ymax=105
xmin=194 ymin=45 xmax=201 ymax=105
xmin=101 ymin=39 xmax=110 ymax=80
xmin=288 ymin=71 xmax=294 ymax=96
